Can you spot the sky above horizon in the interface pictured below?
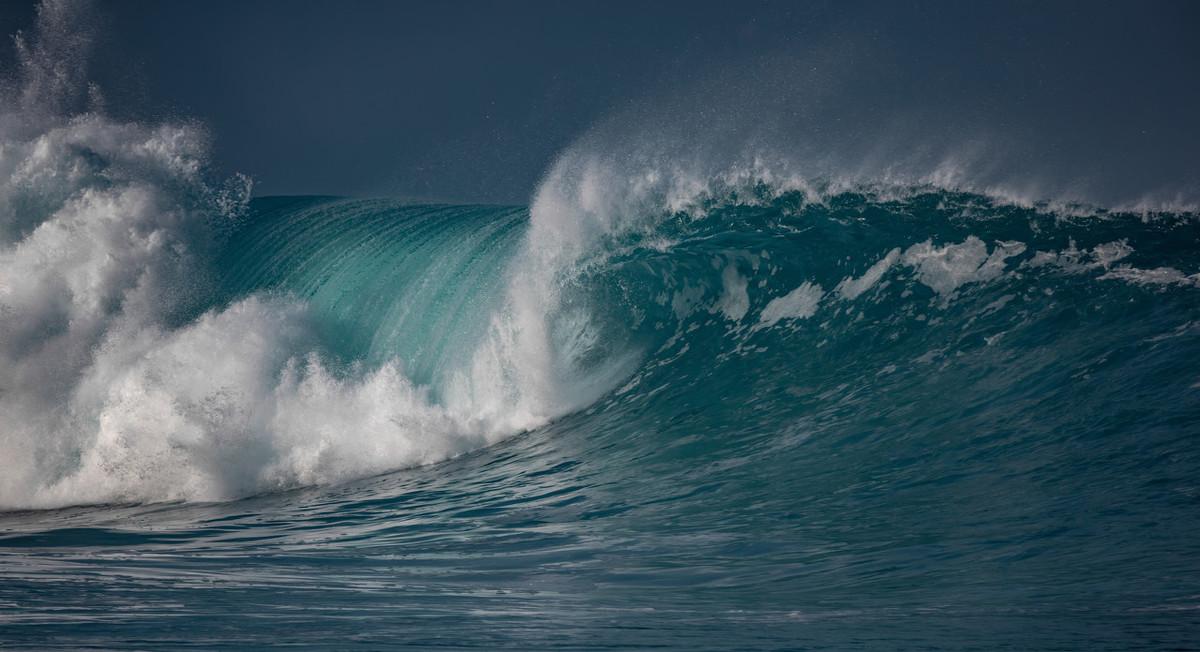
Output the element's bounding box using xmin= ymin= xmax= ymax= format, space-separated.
xmin=1 ymin=0 xmax=1197 ymax=204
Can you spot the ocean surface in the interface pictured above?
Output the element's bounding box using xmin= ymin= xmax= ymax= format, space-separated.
xmin=3 ymin=3 xmax=1200 ymax=649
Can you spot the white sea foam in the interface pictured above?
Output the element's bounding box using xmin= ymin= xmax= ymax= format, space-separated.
xmin=758 ymin=282 xmax=824 ymax=328
xmin=901 ymin=237 xmax=1026 ymax=297
xmin=836 ymin=248 xmax=901 ymax=300
xmin=0 ymin=2 xmax=593 ymax=508
xmin=1021 ymin=239 xmax=1198 ymax=289
xmin=1024 ymin=239 xmax=1133 ymax=273
xmin=713 ymin=264 xmax=750 ymax=321
xmin=1098 ymin=267 xmax=1200 ymax=289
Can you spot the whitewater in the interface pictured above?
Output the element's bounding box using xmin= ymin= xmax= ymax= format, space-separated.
xmin=3 ymin=1 xmax=1200 ymax=649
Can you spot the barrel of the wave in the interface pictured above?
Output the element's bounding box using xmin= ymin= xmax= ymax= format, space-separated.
xmin=217 ymin=198 xmax=530 ymax=389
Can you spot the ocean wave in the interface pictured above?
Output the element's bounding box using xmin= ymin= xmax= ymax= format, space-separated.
xmin=3 ymin=2 xmax=1199 ymax=511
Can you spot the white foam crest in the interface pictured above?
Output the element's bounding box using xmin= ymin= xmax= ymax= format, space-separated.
xmin=1112 ymin=191 xmax=1200 ymax=218
xmin=520 ymin=51 xmax=1198 ymax=252
xmin=0 ymin=3 xmax=577 ymax=508
xmin=524 ymin=142 xmax=1130 ymax=280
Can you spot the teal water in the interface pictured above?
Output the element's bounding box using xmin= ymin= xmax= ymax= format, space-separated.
xmin=3 ymin=191 xmax=1199 ymax=649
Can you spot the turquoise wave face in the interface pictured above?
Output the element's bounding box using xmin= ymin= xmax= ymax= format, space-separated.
xmin=4 ymin=189 xmax=1200 ymax=649
xmin=216 ymin=199 xmax=529 ymax=389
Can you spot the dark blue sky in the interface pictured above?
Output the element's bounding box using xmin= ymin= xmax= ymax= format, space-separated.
xmin=2 ymin=0 xmax=1197 ymax=204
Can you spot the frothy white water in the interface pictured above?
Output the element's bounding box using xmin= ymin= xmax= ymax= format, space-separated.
xmin=0 ymin=98 xmax=236 ymax=505
xmin=758 ymin=283 xmax=824 ymax=328
xmin=901 ymin=238 xmax=1027 ymax=299
xmin=0 ymin=125 xmax=567 ymax=508
xmin=836 ymin=249 xmax=901 ymax=301
xmin=45 ymin=296 xmax=518 ymax=505
xmin=0 ymin=2 xmax=612 ymax=509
